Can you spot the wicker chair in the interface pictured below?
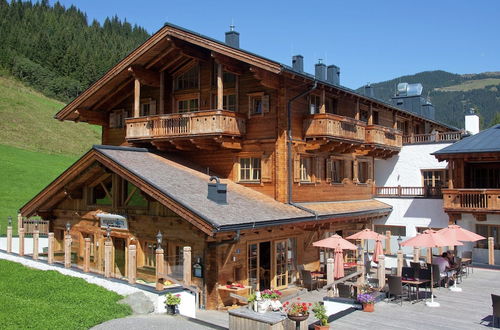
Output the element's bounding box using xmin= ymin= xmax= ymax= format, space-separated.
xmin=386 ymin=275 xmax=409 ymax=305
xmin=461 ymin=251 xmax=473 ymax=276
xmin=300 ymin=270 xmax=319 ymax=291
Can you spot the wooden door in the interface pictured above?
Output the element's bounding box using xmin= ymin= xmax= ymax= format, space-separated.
xmin=274 ymin=240 xmax=288 ymax=290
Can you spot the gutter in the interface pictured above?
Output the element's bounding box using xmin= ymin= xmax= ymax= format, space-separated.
xmin=287 ymin=81 xmax=319 ymax=218
xmin=207 ymin=230 xmax=241 ymax=247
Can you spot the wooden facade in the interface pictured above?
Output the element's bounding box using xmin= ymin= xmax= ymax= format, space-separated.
xmin=21 ymin=24 xmax=458 ymax=309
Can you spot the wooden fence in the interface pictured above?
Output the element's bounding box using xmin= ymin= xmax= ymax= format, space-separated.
xmin=21 ymin=219 xmax=49 ymax=235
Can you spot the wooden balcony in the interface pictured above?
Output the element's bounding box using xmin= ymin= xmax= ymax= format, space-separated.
xmin=365 ymin=125 xmax=403 ymax=149
xmin=403 ymin=131 xmax=462 ymax=145
xmin=442 ymin=189 xmax=500 ymax=213
xmin=125 ymin=110 xmax=246 ymax=150
xmin=375 ymin=186 xmax=442 ymax=198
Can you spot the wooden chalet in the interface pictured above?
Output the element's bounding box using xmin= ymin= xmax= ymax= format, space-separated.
xmin=20 ymin=23 xmax=459 ymax=309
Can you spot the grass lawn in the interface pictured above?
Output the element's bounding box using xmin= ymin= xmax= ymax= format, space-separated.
xmin=0 ymin=259 xmax=131 ymax=329
xmin=0 ymin=144 xmax=79 ymax=235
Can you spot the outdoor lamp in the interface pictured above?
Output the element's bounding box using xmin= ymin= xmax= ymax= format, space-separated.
xmin=34 ymin=221 xmax=38 ymax=231
xmin=106 ymin=224 xmax=111 ymax=239
xmin=156 ymin=231 xmax=163 ymax=247
xmin=65 ymin=221 xmax=71 ymax=234
xmin=397 ymin=235 xmax=402 ymax=250
xmin=7 ymin=216 xmax=12 ymax=226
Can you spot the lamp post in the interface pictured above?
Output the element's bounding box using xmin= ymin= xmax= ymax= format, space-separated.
xmin=106 ymin=224 xmax=111 ymax=240
xmin=65 ymin=221 xmax=71 ymax=235
xmin=8 ymin=216 xmax=12 ymax=227
xmin=156 ymin=231 xmax=163 ymax=248
xmin=397 ymin=236 xmax=402 ymax=250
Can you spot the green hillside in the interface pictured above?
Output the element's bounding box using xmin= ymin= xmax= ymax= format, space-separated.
xmin=356 ymin=70 xmax=500 ymax=129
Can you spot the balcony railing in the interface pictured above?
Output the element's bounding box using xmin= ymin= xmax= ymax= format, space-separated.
xmin=365 ymin=125 xmax=403 ymax=149
xmin=442 ymin=189 xmax=500 ymax=211
xmin=375 ymin=186 xmax=442 ymax=198
xmin=403 ymin=132 xmax=462 ymax=145
xmin=125 ymin=110 xmax=246 ymax=140
xmin=303 ymin=113 xmax=366 ymax=142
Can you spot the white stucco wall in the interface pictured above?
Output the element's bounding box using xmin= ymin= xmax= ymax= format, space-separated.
xmin=375 ymin=143 xmax=451 ymax=187
xmin=456 ymin=213 xmax=500 ymax=265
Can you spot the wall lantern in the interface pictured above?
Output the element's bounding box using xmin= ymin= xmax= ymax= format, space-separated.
xmin=7 ymin=216 xmax=12 ymax=226
xmin=156 ymin=231 xmax=163 ymax=247
xmin=66 ymin=221 xmax=71 ymax=234
xmin=106 ymin=224 xmax=111 ymax=239
xmin=397 ymin=236 xmax=403 ymax=250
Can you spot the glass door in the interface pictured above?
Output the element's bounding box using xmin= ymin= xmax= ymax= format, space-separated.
xmin=274 ymin=240 xmax=288 ymax=289
xmin=248 ymin=243 xmax=259 ymax=291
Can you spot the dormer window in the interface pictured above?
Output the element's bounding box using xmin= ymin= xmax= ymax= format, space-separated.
xmin=174 ymin=65 xmax=199 ymax=90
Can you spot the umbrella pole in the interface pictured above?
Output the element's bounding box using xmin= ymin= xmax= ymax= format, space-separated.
xmin=426 ymin=254 xmax=440 ymax=307
xmin=449 ymin=246 xmax=462 ymax=292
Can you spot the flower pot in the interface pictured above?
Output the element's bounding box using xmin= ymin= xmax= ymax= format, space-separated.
xmin=362 ymin=303 xmax=374 ymax=312
xmin=314 ymin=325 xmax=330 ymax=330
xmin=287 ymin=313 xmax=309 ymax=322
xmin=269 ymin=298 xmax=282 ymax=311
xmin=166 ymin=304 xmax=177 ymax=315
xmin=257 ymin=300 xmax=269 ymax=313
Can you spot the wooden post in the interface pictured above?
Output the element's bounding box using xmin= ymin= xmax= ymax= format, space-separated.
xmin=448 ymin=161 xmax=454 ymax=189
xmin=426 ymin=248 xmax=432 ymax=264
xmin=327 ymin=258 xmax=334 ymax=297
xmin=217 ymin=63 xmax=223 ymax=109
xmin=104 ymin=239 xmax=113 ymax=278
xmin=83 ymin=237 xmax=91 ymax=272
xmin=352 ymin=159 xmax=359 ymax=183
xmin=392 ymin=111 xmax=397 ymax=129
xmin=156 ymin=247 xmax=165 ymax=291
xmin=47 ymin=233 xmax=54 ymax=264
xmin=385 ymin=230 xmax=391 ymax=255
xmin=6 ymin=225 xmax=12 ymax=254
xmin=368 ymin=103 xmax=373 ymax=125
xmin=183 ymin=246 xmax=192 ymax=287
xmin=134 ymin=78 xmax=141 ymax=118
xmin=319 ymin=89 xmax=326 ymax=114
xmin=355 ymin=99 xmax=360 ymax=120
xmin=377 ymin=255 xmax=385 ymax=289
xmin=18 ymin=228 xmax=25 ymax=256
xmin=128 ymin=244 xmax=137 ymax=284
xmin=159 ymin=71 xmax=165 ymax=114
xmin=32 ymin=230 xmax=39 ymax=260
xmin=64 ymin=234 xmax=72 ymax=268
xmin=17 ymin=212 xmax=23 ymax=235
xmin=489 ymin=237 xmax=495 ymax=265
xmin=396 ymin=249 xmax=403 ymax=277
xmin=413 ymin=247 xmax=420 ymax=262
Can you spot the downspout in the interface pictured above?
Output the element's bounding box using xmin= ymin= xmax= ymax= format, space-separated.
xmin=287 ymin=81 xmax=318 ymax=218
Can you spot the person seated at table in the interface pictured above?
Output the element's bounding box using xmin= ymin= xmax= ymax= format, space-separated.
xmin=446 ymin=250 xmax=458 ymax=270
xmin=432 ymin=252 xmax=455 ymax=287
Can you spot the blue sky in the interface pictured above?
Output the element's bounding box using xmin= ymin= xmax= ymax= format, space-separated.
xmin=55 ymin=0 xmax=499 ymax=89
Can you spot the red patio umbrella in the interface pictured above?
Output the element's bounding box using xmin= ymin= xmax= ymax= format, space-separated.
xmin=401 ymin=230 xmax=463 ymax=307
xmin=372 ymin=239 xmax=384 ymax=263
xmin=334 ymin=247 xmax=345 ymax=279
xmin=436 ymin=225 xmax=485 ymax=243
xmin=346 ymin=228 xmax=385 ymax=241
xmin=312 ymin=234 xmax=357 ymax=250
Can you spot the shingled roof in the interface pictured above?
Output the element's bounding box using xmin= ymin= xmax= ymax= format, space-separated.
xmin=433 ymin=124 xmax=500 ymax=156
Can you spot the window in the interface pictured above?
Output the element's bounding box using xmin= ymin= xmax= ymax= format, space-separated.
xmin=89 ymin=176 xmax=112 ymax=205
xmin=331 ymin=159 xmax=344 ymax=183
xmin=476 ymin=225 xmax=499 ymax=249
xmin=360 ymin=110 xmax=369 ymax=123
xmin=122 ymin=181 xmax=148 ymax=208
xmin=214 ymin=94 xmax=237 ymax=111
xmin=300 ymin=157 xmax=313 ymax=182
xmin=325 ymin=97 xmax=337 ymax=114
xmin=177 ymin=98 xmax=199 ymax=113
xmin=211 ymin=63 xmax=237 ymax=88
xmin=251 ymin=96 xmax=262 ymax=115
xmin=358 ymin=160 xmax=371 ymax=183
xmin=374 ymin=225 xmax=406 ymax=237
xmin=109 ymin=109 xmax=126 ymax=128
xmin=174 ymin=65 xmax=199 ymax=90
xmin=310 ymin=95 xmax=321 ymax=114
xmin=139 ymin=99 xmax=156 ymax=117
xmin=248 ymin=93 xmax=269 ymax=116
xmin=422 ymin=170 xmax=447 ymax=188
xmin=373 ymin=111 xmax=379 ymax=125
xmin=239 ymin=158 xmax=261 ymax=182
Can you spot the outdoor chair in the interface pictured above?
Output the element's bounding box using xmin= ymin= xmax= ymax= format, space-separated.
xmin=454 ymin=257 xmax=464 ymax=284
xmin=300 ymin=270 xmax=319 ymax=291
xmin=492 ymin=294 xmax=500 ymax=328
xmin=410 ymin=262 xmax=421 ymax=279
xmin=386 ymin=275 xmax=409 ymax=305
xmin=337 ymin=283 xmax=353 ymax=298
xmin=430 ymin=263 xmax=446 ymax=288
xmin=461 ymin=251 xmax=473 ymax=276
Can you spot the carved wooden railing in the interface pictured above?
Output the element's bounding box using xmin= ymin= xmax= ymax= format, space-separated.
xmin=375 ymin=186 xmax=442 ymax=198
xmin=442 ymin=189 xmax=500 ymax=211
xmin=303 ymin=113 xmax=366 ymax=141
xmin=365 ymin=125 xmax=403 ymax=148
xmin=403 ymin=132 xmax=462 ymax=145
xmin=125 ymin=110 xmax=246 ymax=140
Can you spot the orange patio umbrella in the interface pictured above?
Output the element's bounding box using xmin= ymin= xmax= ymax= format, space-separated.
xmin=346 ymin=228 xmax=384 ymax=241
xmin=313 ymin=234 xmax=357 ymax=250
xmin=436 ymin=225 xmax=485 ymax=243
xmin=401 ymin=230 xmax=463 ymax=307
xmin=372 ymin=238 xmax=384 ymax=263
xmin=334 ymin=246 xmax=345 ymax=279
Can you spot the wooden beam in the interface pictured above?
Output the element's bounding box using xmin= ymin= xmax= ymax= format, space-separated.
xmin=217 ymin=62 xmax=223 ymax=109
xmin=249 ymin=66 xmax=280 ymax=89
xmin=169 ymin=37 xmax=210 ymax=62
xmin=92 ymin=78 xmax=133 ymax=111
xmin=159 ymin=71 xmax=165 ymax=114
xmin=211 ymin=52 xmax=245 ymax=75
xmin=74 ymin=109 xmax=106 ymax=125
xmin=128 ymin=65 xmax=160 ymax=87
xmin=134 ymin=78 xmax=140 ymax=118
xmin=145 ymin=46 xmax=175 ymax=69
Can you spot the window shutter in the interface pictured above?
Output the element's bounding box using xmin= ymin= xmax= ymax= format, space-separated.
xmin=262 ymin=95 xmax=270 ymax=113
xmin=315 ymin=157 xmax=322 ymax=183
xmin=293 ymin=154 xmax=301 ymax=183
xmin=149 ymin=99 xmax=157 ymax=115
xmin=247 ymin=96 xmax=252 ymax=118
xmin=261 ymin=154 xmax=272 ymax=183
xmin=326 ymin=158 xmax=332 ymax=182
xmin=109 ymin=111 xmax=116 ymax=128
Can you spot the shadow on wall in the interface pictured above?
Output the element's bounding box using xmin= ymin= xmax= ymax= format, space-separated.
xmin=375 ymin=155 xmax=400 ymax=186
xmin=403 ymin=198 xmax=448 ymax=228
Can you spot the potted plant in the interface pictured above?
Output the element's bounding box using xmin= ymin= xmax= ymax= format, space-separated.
xmin=357 ymin=293 xmax=375 ymax=312
xmin=261 ymin=289 xmax=282 ymax=311
xmin=247 ymin=293 xmax=257 ymax=311
xmin=312 ymin=302 xmax=329 ymax=329
xmin=283 ymin=298 xmax=312 ymax=323
xmin=165 ymin=292 xmax=181 ymax=315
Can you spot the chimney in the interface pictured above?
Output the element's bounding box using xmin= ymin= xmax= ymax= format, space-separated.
xmin=327 ymin=65 xmax=340 ymax=85
xmin=315 ymin=59 xmax=326 ymax=81
xmin=225 ymin=24 xmax=239 ymax=48
xmin=207 ymin=176 xmax=227 ymax=204
xmin=292 ymin=55 xmax=304 ymax=72
xmin=465 ymin=108 xmax=480 ymax=135
xmin=364 ymin=84 xmax=374 ymax=98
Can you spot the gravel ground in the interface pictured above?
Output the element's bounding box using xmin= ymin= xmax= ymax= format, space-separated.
xmin=91 ymin=315 xmax=219 ymax=330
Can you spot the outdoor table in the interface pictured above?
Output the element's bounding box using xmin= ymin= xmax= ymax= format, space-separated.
xmin=217 ymin=285 xmax=251 ymax=308
xmin=402 ymin=278 xmax=430 ymax=303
